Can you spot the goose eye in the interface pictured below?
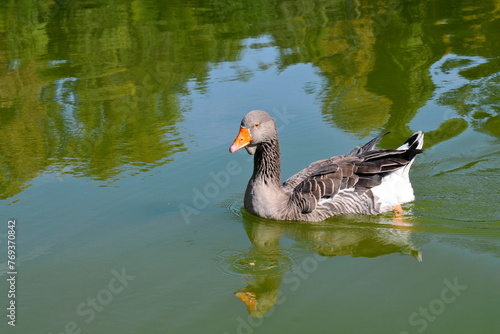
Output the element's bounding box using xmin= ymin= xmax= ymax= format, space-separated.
xmin=255 ymin=123 xmax=260 ymax=128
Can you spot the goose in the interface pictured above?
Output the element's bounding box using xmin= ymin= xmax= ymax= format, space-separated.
xmin=229 ymin=110 xmax=424 ymax=222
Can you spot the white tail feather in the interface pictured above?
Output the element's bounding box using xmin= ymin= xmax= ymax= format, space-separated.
xmin=372 ymin=131 xmax=424 ymax=212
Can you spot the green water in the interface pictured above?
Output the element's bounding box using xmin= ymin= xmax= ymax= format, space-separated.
xmin=1 ymin=0 xmax=500 ymax=333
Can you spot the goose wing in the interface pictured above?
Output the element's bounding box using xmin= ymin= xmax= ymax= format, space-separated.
xmin=286 ymin=134 xmax=423 ymax=214
xmin=282 ymin=132 xmax=388 ymax=192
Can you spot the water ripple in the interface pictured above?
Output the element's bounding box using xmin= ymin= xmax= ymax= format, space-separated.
xmin=211 ymin=248 xmax=303 ymax=277
xmin=217 ymin=194 xmax=245 ymax=220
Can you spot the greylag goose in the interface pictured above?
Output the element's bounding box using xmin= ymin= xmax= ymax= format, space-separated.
xmin=229 ymin=110 xmax=424 ymax=222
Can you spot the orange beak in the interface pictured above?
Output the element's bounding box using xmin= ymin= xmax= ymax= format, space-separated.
xmin=229 ymin=127 xmax=251 ymax=153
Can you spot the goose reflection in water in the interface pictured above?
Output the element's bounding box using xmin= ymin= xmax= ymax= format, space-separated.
xmin=223 ymin=211 xmax=421 ymax=318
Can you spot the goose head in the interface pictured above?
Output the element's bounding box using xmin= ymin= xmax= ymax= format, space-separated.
xmin=229 ymin=110 xmax=278 ymax=155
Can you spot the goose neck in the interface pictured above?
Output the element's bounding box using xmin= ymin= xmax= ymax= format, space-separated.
xmin=252 ymin=138 xmax=281 ymax=186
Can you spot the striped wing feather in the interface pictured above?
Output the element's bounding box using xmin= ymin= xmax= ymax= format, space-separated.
xmin=287 ymin=134 xmax=423 ymax=214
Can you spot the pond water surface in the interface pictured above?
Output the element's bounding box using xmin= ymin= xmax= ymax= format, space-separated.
xmin=1 ymin=1 xmax=499 ymax=333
